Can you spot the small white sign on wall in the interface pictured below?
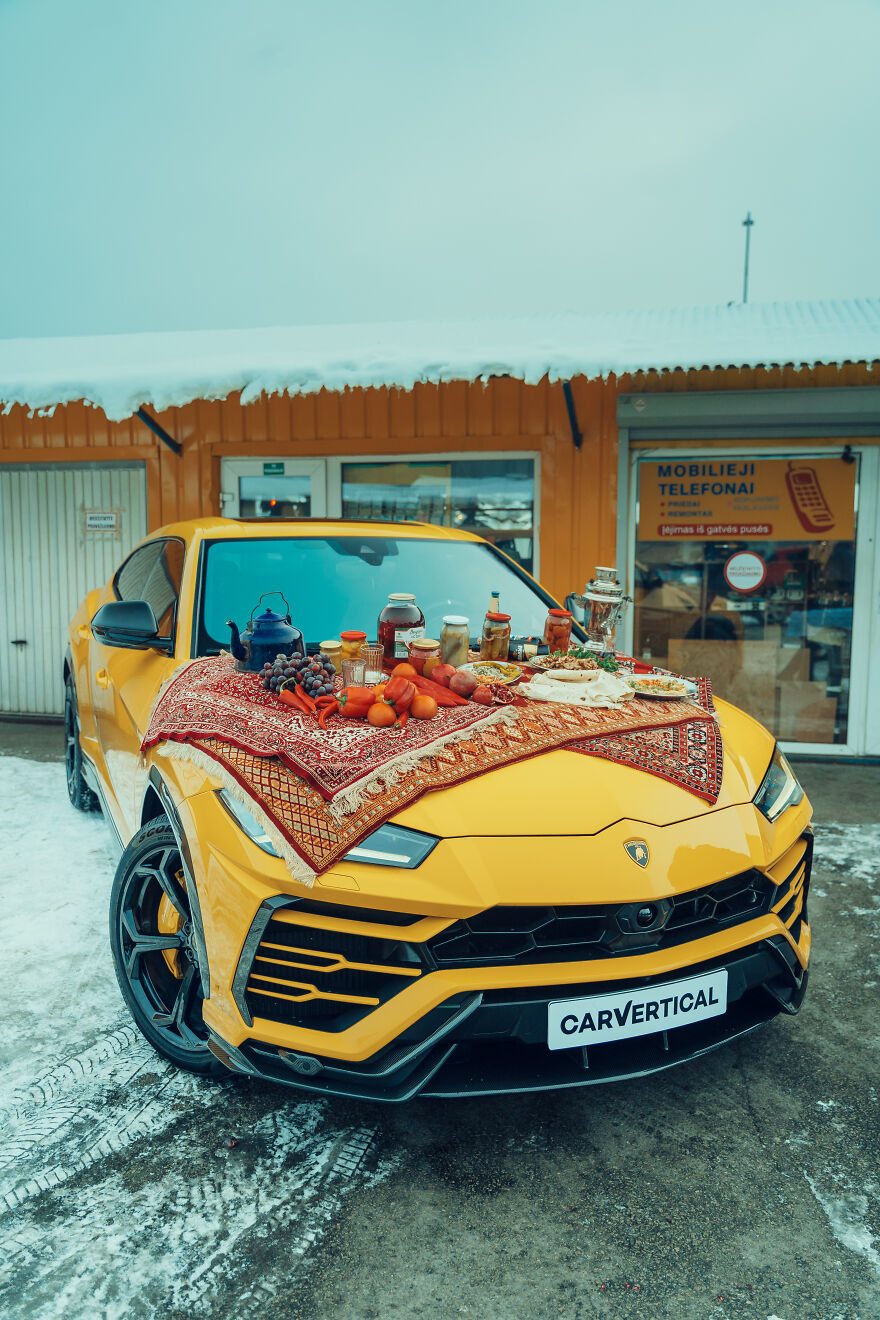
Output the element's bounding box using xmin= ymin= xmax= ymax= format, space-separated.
xmin=85 ymin=510 xmax=119 ymax=532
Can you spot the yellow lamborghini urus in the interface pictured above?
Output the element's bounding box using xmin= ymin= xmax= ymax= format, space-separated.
xmin=65 ymin=519 xmax=812 ymax=1101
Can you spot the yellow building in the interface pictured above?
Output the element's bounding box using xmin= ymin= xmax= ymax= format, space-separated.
xmin=1 ymin=299 xmax=879 ymax=755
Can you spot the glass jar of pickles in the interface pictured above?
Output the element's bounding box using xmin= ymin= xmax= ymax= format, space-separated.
xmin=480 ymin=611 xmax=511 ymax=661
xmin=340 ymin=630 xmax=367 ymax=662
xmin=408 ymin=637 xmax=441 ymax=674
xmin=319 ymin=640 xmax=343 ymax=667
xmin=441 ymin=615 xmax=470 ymax=667
xmin=543 ymin=608 xmax=573 ymax=653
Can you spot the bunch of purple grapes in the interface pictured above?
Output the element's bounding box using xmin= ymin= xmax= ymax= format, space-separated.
xmin=261 ymin=651 xmax=336 ymax=697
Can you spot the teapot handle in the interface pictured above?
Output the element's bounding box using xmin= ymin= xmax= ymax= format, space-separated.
xmin=249 ymin=591 xmax=292 ymax=624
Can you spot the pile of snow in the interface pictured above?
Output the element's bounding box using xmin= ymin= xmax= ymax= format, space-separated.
xmin=1 ymin=297 xmax=878 ymax=423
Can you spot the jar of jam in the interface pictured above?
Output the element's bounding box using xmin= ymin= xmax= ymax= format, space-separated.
xmin=441 ymin=615 xmax=470 ymax=668
xmin=340 ymin=630 xmax=367 ymax=662
xmin=543 ymin=608 xmax=573 ymax=653
xmin=480 ymin=612 xmax=511 ymax=661
xmin=408 ymin=638 xmax=441 ymax=674
xmin=378 ymin=593 xmax=425 ymax=663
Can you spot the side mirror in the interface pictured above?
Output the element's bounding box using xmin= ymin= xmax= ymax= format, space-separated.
xmin=90 ymin=600 xmax=173 ymax=652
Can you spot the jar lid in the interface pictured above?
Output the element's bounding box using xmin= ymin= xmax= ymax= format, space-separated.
xmin=340 ymin=630 xmax=367 ymax=641
xmin=443 ymin=615 xmax=469 ymax=625
xmin=485 ymin=612 xmax=511 ymax=622
xmin=319 ymin=639 xmax=343 ymax=651
xmin=547 ymin=609 xmax=572 ymax=618
xmin=411 ymin=638 xmax=441 ymax=651
xmin=387 ymin=593 xmax=415 ymax=602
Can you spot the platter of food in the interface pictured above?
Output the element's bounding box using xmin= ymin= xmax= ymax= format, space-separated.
xmin=458 ymin=660 xmax=523 ymax=685
xmin=626 ymin=675 xmax=690 ymax=700
xmin=530 ymin=651 xmax=605 ymax=673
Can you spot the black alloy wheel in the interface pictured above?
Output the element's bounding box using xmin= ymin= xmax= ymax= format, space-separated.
xmin=110 ymin=820 xmax=225 ymax=1076
xmin=64 ymin=674 xmax=98 ymax=812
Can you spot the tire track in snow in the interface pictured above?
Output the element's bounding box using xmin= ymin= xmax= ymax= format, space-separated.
xmin=0 ymin=1097 xmax=394 ymax=1320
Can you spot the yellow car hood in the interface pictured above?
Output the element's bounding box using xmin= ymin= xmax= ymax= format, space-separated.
xmin=391 ymin=699 xmax=775 ymax=838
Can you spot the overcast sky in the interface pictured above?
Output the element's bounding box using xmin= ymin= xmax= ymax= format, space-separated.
xmin=1 ymin=0 xmax=878 ymax=340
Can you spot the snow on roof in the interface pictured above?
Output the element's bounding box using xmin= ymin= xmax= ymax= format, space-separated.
xmin=1 ymin=297 xmax=878 ymax=423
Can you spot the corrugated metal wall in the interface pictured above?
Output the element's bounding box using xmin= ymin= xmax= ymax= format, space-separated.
xmin=1 ymin=361 xmax=878 ymax=608
xmin=0 ymin=464 xmax=147 ymax=715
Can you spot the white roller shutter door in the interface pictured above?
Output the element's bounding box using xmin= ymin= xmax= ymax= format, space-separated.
xmin=0 ymin=464 xmax=147 ymax=716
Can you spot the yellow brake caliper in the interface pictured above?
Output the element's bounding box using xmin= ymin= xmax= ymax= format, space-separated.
xmin=157 ymin=868 xmax=187 ymax=978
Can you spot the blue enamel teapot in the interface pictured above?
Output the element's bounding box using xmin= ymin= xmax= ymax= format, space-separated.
xmin=227 ymin=593 xmax=304 ymax=672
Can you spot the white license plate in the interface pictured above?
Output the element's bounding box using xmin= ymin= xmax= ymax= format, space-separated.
xmin=547 ymin=969 xmax=728 ymax=1050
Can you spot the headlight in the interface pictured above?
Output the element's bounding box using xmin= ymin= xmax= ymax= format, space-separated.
xmin=343 ymin=823 xmax=438 ymax=868
xmin=753 ymin=746 xmax=804 ymax=822
xmin=216 ymin=789 xmax=280 ymax=857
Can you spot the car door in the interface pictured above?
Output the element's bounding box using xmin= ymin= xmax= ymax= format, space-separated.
xmin=90 ymin=538 xmax=185 ymax=837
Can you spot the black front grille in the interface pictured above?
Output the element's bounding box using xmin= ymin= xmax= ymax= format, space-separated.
xmin=244 ymin=916 xmax=422 ymax=1032
xmin=427 ymin=869 xmax=777 ymax=969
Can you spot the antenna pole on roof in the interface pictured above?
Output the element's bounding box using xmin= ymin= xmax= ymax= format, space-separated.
xmin=741 ymin=211 xmax=754 ymax=303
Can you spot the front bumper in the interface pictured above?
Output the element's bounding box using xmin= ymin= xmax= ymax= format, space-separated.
xmin=208 ymin=933 xmax=808 ymax=1101
xmin=188 ymin=785 xmax=812 ymax=1101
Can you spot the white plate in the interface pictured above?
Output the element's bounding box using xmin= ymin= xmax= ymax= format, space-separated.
xmin=547 ymin=969 xmax=728 ymax=1050
xmin=528 ymin=653 xmax=601 ymax=672
xmin=626 ymin=676 xmax=690 ymax=699
xmin=458 ymin=661 xmax=523 ymax=685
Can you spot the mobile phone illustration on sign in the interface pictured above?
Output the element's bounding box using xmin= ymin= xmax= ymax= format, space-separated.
xmin=785 ymin=461 xmax=836 ymax=534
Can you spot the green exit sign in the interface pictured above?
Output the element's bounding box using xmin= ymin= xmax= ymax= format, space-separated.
xmin=262 ymin=462 xmax=284 ymax=476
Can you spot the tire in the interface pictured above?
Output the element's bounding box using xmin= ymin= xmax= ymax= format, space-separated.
xmin=65 ymin=673 xmax=99 ymax=812
xmin=109 ymin=819 xmax=225 ymax=1076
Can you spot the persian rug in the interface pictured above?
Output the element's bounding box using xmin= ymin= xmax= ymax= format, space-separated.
xmin=143 ymin=656 xmax=714 ymax=818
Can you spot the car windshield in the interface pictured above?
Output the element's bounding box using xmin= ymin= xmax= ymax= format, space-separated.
xmin=197 ymin=535 xmax=558 ymax=652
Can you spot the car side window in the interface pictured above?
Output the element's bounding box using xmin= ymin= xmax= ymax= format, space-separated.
xmin=115 ymin=540 xmax=185 ymax=640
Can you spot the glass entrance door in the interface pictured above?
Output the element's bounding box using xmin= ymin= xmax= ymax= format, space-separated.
xmin=219 ymin=458 xmax=327 ymax=519
xmin=630 ymin=448 xmax=870 ymax=752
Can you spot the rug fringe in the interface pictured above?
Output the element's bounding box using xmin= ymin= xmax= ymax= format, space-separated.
xmin=155 ymin=739 xmax=318 ymax=888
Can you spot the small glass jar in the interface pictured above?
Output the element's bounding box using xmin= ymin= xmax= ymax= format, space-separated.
xmin=319 ymin=640 xmax=343 ymax=668
xmin=543 ymin=608 xmax=573 ymax=653
xmin=408 ymin=637 xmax=441 ymax=674
xmin=378 ymin=593 xmax=425 ymax=663
xmin=340 ymin=630 xmax=367 ymax=662
xmin=441 ymin=615 xmax=470 ymax=668
xmin=480 ymin=611 xmax=511 ymax=662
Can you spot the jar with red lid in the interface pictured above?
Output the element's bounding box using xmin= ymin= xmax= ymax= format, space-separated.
xmin=340 ymin=630 xmax=367 ymax=662
xmin=408 ymin=637 xmax=441 ymax=674
xmin=378 ymin=593 xmax=425 ymax=663
xmin=543 ymin=608 xmax=573 ymax=653
xmin=480 ymin=611 xmax=511 ymax=661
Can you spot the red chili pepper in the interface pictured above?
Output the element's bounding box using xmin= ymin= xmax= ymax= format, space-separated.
xmin=280 ymin=687 xmax=309 ymax=713
xmin=318 ymin=700 xmax=339 ymax=729
xmin=394 ymin=709 xmax=409 ymax=730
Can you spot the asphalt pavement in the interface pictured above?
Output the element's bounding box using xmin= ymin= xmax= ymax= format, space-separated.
xmin=1 ymin=722 xmax=878 ymax=1320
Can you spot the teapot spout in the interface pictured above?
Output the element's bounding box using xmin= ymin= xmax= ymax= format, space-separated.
xmin=227 ymin=620 xmax=247 ymax=662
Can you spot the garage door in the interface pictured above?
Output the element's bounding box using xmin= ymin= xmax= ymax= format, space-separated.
xmin=0 ymin=464 xmax=147 ymax=716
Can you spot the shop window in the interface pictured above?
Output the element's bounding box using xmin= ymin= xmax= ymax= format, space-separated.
xmin=238 ymin=474 xmax=312 ymax=518
xmin=341 ymin=459 xmax=536 ymax=573
xmin=633 ymin=455 xmax=858 ymax=746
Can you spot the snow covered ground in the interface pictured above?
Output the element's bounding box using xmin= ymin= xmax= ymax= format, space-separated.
xmin=0 ymin=757 xmax=396 ymax=1320
xmin=1 ymin=753 xmax=878 ymax=1320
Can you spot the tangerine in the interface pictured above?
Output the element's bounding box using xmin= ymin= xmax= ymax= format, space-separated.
xmin=367 ymin=702 xmax=396 ymax=727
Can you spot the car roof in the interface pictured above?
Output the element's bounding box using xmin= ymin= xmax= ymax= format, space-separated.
xmin=144 ymin=517 xmax=485 ymax=546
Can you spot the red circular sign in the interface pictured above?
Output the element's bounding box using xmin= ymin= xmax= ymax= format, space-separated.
xmin=724 ymin=551 xmax=766 ymax=593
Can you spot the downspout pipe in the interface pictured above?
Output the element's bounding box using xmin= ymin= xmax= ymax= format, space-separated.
xmin=136 ymin=405 xmax=183 ymax=456
xmin=562 ymin=380 xmax=583 ymax=450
